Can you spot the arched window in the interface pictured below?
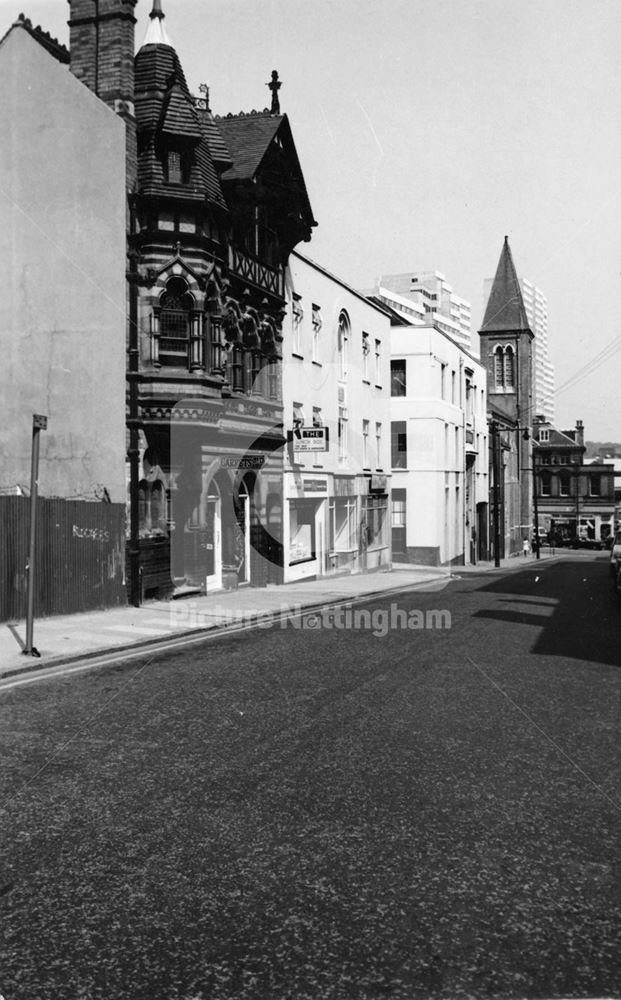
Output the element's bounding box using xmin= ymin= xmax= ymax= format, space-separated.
xmin=158 ymin=277 xmax=194 ymax=368
xmin=494 ymin=346 xmax=504 ymax=387
xmin=138 ymin=479 xmax=168 ymax=536
xmin=493 ymin=344 xmax=516 ymax=391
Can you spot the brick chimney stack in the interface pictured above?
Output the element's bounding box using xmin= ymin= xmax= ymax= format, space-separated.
xmin=575 ymin=419 xmax=584 ymax=447
xmin=67 ymin=0 xmax=138 ymax=189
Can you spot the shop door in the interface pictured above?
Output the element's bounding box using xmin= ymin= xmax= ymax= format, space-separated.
xmin=205 ymin=485 xmax=222 ymax=590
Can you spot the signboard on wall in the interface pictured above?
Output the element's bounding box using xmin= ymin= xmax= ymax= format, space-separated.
xmin=302 ymin=478 xmax=327 ymax=494
xmin=220 ymin=455 xmax=265 ymax=470
xmin=292 ymin=427 xmax=329 ymax=452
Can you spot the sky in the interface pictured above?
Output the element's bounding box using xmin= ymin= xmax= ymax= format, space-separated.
xmin=3 ymin=0 xmax=620 ymax=441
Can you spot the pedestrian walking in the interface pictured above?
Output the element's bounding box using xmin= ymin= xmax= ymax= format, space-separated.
xmin=522 ymin=537 xmax=530 ymax=557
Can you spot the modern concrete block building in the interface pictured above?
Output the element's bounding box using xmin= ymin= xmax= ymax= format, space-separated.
xmin=371 ymin=270 xmax=472 ymax=352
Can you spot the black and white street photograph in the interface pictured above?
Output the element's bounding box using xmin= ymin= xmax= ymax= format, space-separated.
xmin=0 ymin=1 xmax=620 ymax=997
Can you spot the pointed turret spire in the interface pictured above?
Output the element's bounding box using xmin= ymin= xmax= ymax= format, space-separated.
xmin=142 ymin=0 xmax=173 ymax=47
xmin=481 ymin=236 xmax=531 ymax=333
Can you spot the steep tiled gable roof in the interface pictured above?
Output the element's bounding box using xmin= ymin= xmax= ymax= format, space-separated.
xmin=216 ymin=111 xmax=316 ymax=233
xmin=196 ymin=106 xmax=233 ymax=171
xmin=0 ymin=13 xmax=69 ymax=62
xmin=216 ymin=112 xmax=283 ymax=181
xmin=160 ymin=80 xmax=202 ymax=139
xmin=481 ymin=236 xmax=531 ymax=333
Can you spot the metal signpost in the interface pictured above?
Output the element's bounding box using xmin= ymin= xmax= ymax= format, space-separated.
xmin=23 ymin=414 xmax=47 ymax=657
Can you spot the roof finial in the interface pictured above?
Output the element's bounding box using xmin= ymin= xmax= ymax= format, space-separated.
xmin=267 ymin=70 xmax=281 ymax=114
xmin=142 ymin=0 xmax=172 ymax=47
xmin=199 ymin=82 xmax=210 ymax=112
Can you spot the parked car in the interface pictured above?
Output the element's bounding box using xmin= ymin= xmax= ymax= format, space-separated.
xmin=571 ymin=536 xmax=603 ymax=550
xmin=609 ymin=529 xmax=621 ymax=579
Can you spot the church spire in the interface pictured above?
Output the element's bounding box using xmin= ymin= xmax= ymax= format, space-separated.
xmin=481 ymin=235 xmax=531 ymax=333
xmin=142 ymin=0 xmax=173 ymax=47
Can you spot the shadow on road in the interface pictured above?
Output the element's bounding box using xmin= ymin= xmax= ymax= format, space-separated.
xmin=470 ymin=558 xmax=621 ymax=668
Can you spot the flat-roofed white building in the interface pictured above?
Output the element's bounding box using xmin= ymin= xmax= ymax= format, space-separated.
xmin=373 ymin=288 xmax=488 ymax=566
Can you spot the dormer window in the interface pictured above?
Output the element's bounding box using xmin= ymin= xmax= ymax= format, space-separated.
xmin=165 ymin=149 xmax=192 ymax=185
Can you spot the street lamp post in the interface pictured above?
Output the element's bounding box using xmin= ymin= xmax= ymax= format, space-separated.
xmin=490 ymin=421 xmax=501 ymax=568
xmin=23 ymin=413 xmax=47 ymax=657
xmin=532 ymin=462 xmax=540 ymax=560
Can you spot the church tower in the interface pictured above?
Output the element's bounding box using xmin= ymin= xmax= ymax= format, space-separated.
xmin=479 ymin=237 xmax=534 ymax=557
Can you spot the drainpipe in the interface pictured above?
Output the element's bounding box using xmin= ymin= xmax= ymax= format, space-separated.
xmin=127 ymin=206 xmax=141 ymax=607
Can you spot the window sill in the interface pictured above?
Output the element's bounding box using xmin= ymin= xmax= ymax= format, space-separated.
xmin=362 ymin=379 xmax=371 ymax=385
xmin=289 ymin=555 xmax=317 ymax=567
xmin=291 ymin=352 xmax=304 ymax=360
xmin=311 ymin=361 xmax=322 ymax=368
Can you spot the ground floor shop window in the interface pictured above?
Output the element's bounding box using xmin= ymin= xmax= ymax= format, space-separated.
xmin=364 ymin=495 xmax=388 ymax=548
xmin=138 ymin=480 xmax=168 ymax=537
xmin=289 ymin=501 xmax=316 ymax=564
xmin=329 ymin=497 xmax=357 ymax=552
xmin=391 ymin=488 xmax=407 ymax=556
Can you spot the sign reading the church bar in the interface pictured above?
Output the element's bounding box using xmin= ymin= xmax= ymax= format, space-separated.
xmin=293 ymin=426 xmax=329 ymax=452
xmin=220 ymin=455 xmax=266 ymax=470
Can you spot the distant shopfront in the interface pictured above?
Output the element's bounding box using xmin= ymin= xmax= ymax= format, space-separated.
xmin=284 ymin=472 xmax=390 ymax=582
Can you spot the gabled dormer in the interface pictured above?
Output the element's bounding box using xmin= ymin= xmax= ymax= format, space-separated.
xmin=213 ymin=75 xmax=316 ymax=269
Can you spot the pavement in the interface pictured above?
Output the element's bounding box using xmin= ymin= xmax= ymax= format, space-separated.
xmin=0 ymin=551 xmax=557 ymax=679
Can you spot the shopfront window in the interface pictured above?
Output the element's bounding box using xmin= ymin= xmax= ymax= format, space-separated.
xmin=364 ymin=495 xmax=388 ymax=549
xmin=329 ymin=497 xmax=357 ymax=552
xmin=289 ymin=502 xmax=316 ymax=564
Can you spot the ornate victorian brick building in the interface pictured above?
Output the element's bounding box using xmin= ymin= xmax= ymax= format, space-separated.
xmin=67 ymin=0 xmax=316 ymax=599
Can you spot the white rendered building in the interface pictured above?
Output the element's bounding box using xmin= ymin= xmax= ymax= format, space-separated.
xmin=377 ymin=289 xmax=488 ymax=566
xmin=282 ymin=252 xmax=392 ymax=582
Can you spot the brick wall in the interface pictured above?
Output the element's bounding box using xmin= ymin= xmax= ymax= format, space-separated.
xmin=68 ymin=0 xmax=137 ymax=189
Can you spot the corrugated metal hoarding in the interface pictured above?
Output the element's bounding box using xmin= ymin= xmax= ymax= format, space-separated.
xmin=0 ymin=497 xmax=126 ymax=622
